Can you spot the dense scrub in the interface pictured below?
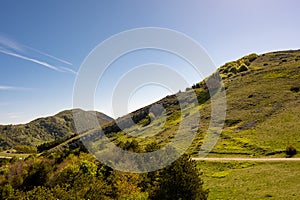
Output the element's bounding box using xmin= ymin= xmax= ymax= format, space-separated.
xmin=0 ymin=150 xmax=208 ymax=200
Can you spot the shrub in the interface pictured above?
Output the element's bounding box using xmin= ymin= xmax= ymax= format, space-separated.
xmin=14 ymin=145 xmax=37 ymax=154
xmin=238 ymin=64 xmax=248 ymax=72
xmin=245 ymin=53 xmax=258 ymax=62
xmin=145 ymin=142 xmax=160 ymax=152
xmin=222 ymin=68 xmax=228 ymax=73
xmin=0 ymin=184 xmax=14 ymax=199
xmin=120 ymin=140 xmax=140 ymax=152
xmin=191 ymin=83 xmax=201 ymax=89
xmin=229 ymin=67 xmax=237 ymax=74
xmin=290 ymin=86 xmax=300 ymax=93
xmin=22 ymin=160 xmax=53 ymax=190
xmin=243 ymin=59 xmax=251 ymax=66
xmin=286 ymin=145 xmax=297 ymax=157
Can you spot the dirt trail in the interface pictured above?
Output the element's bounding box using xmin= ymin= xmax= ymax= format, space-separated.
xmin=192 ymin=157 xmax=300 ymax=161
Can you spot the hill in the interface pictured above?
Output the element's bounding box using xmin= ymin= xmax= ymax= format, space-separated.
xmin=50 ymin=49 xmax=300 ymax=162
xmin=0 ymin=109 xmax=113 ymax=149
xmin=1 ymin=49 xmax=300 ymax=158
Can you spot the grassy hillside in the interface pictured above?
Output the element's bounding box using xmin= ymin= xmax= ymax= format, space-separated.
xmin=199 ymin=161 xmax=300 ymax=199
xmin=210 ymin=50 xmax=300 ymax=157
xmin=64 ymin=50 xmax=300 ymax=161
xmin=0 ymin=109 xmax=113 ymax=149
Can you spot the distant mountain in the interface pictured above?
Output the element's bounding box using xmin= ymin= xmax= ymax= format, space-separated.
xmin=0 ymin=109 xmax=113 ymax=149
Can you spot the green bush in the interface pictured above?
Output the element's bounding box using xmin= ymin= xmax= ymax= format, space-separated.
xmin=243 ymin=59 xmax=251 ymax=66
xmin=14 ymin=145 xmax=37 ymax=154
xmin=245 ymin=53 xmax=258 ymax=62
xmin=229 ymin=67 xmax=237 ymax=74
xmin=238 ymin=64 xmax=248 ymax=72
xmin=286 ymin=145 xmax=297 ymax=157
xmin=290 ymin=86 xmax=300 ymax=93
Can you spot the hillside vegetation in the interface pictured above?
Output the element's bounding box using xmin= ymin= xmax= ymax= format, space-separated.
xmin=0 ymin=109 xmax=113 ymax=149
xmin=61 ymin=50 xmax=300 ymax=161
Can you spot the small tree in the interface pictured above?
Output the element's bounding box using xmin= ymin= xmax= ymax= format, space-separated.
xmin=149 ymin=154 xmax=208 ymax=200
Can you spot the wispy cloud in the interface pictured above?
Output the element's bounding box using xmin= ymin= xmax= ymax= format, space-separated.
xmin=0 ymin=35 xmax=76 ymax=74
xmin=60 ymin=66 xmax=78 ymax=74
xmin=0 ymin=48 xmax=61 ymax=71
xmin=25 ymin=45 xmax=73 ymax=66
xmin=0 ymin=35 xmax=23 ymax=52
xmin=0 ymin=85 xmax=32 ymax=91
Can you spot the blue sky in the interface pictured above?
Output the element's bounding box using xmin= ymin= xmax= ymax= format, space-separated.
xmin=0 ymin=0 xmax=300 ymax=124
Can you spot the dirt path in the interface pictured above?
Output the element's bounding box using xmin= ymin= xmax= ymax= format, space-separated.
xmin=0 ymin=156 xmax=12 ymax=159
xmin=192 ymin=157 xmax=300 ymax=162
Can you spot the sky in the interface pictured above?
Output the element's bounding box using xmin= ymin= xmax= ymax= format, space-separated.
xmin=0 ymin=0 xmax=300 ymax=124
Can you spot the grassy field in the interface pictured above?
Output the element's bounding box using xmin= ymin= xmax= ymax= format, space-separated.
xmin=188 ymin=50 xmax=300 ymax=158
xmin=198 ymin=161 xmax=300 ymax=200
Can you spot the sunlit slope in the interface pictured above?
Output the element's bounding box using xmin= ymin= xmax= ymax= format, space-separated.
xmin=209 ymin=50 xmax=300 ymax=157
xmin=75 ymin=49 xmax=300 ymax=158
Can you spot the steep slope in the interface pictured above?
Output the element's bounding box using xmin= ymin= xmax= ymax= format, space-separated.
xmin=69 ymin=49 xmax=300 ymax=160
xmin=3 ymin=49 xmax=300 ymax=159
xmin=0 ymin=109 xmax=113 ymax=149
xmin=211 ymin=50 xmax=300 ymax=156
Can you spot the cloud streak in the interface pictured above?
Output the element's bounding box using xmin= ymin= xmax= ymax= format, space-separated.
xmin=0 ymin=35 xmax=23 ymax=52
xmin=0 ymin=35 xmax=76 ymax=74
xmin=0 ymin=48 xmax=60 ymax=71
xmin=0 ymin=85 xmax=32 ymax=91
xmin=25 ymin=45 xmax=73 ymax=66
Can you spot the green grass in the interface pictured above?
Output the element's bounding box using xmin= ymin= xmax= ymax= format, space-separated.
xmin=206 ymin=51 xmax=300 ymax=157
xmin=263 ymin=71 xmax=289 ymax=78
xmin=72 ymin=50 xmax=300 ymax=160
xmin=198 ymin=161 xmax=300 ymax=200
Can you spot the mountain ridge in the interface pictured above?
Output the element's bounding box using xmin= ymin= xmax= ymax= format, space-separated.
xmin=0 ymin=109 xmax=113 ymax=149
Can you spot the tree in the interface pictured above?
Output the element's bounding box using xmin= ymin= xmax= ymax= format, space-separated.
xmin=22 ymin=159 xmax=52 ymax=190
xmin=112 ymin=171 xmax=143 ymax=199
xmin=149 ymin=154 xmax=208 ymax=200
